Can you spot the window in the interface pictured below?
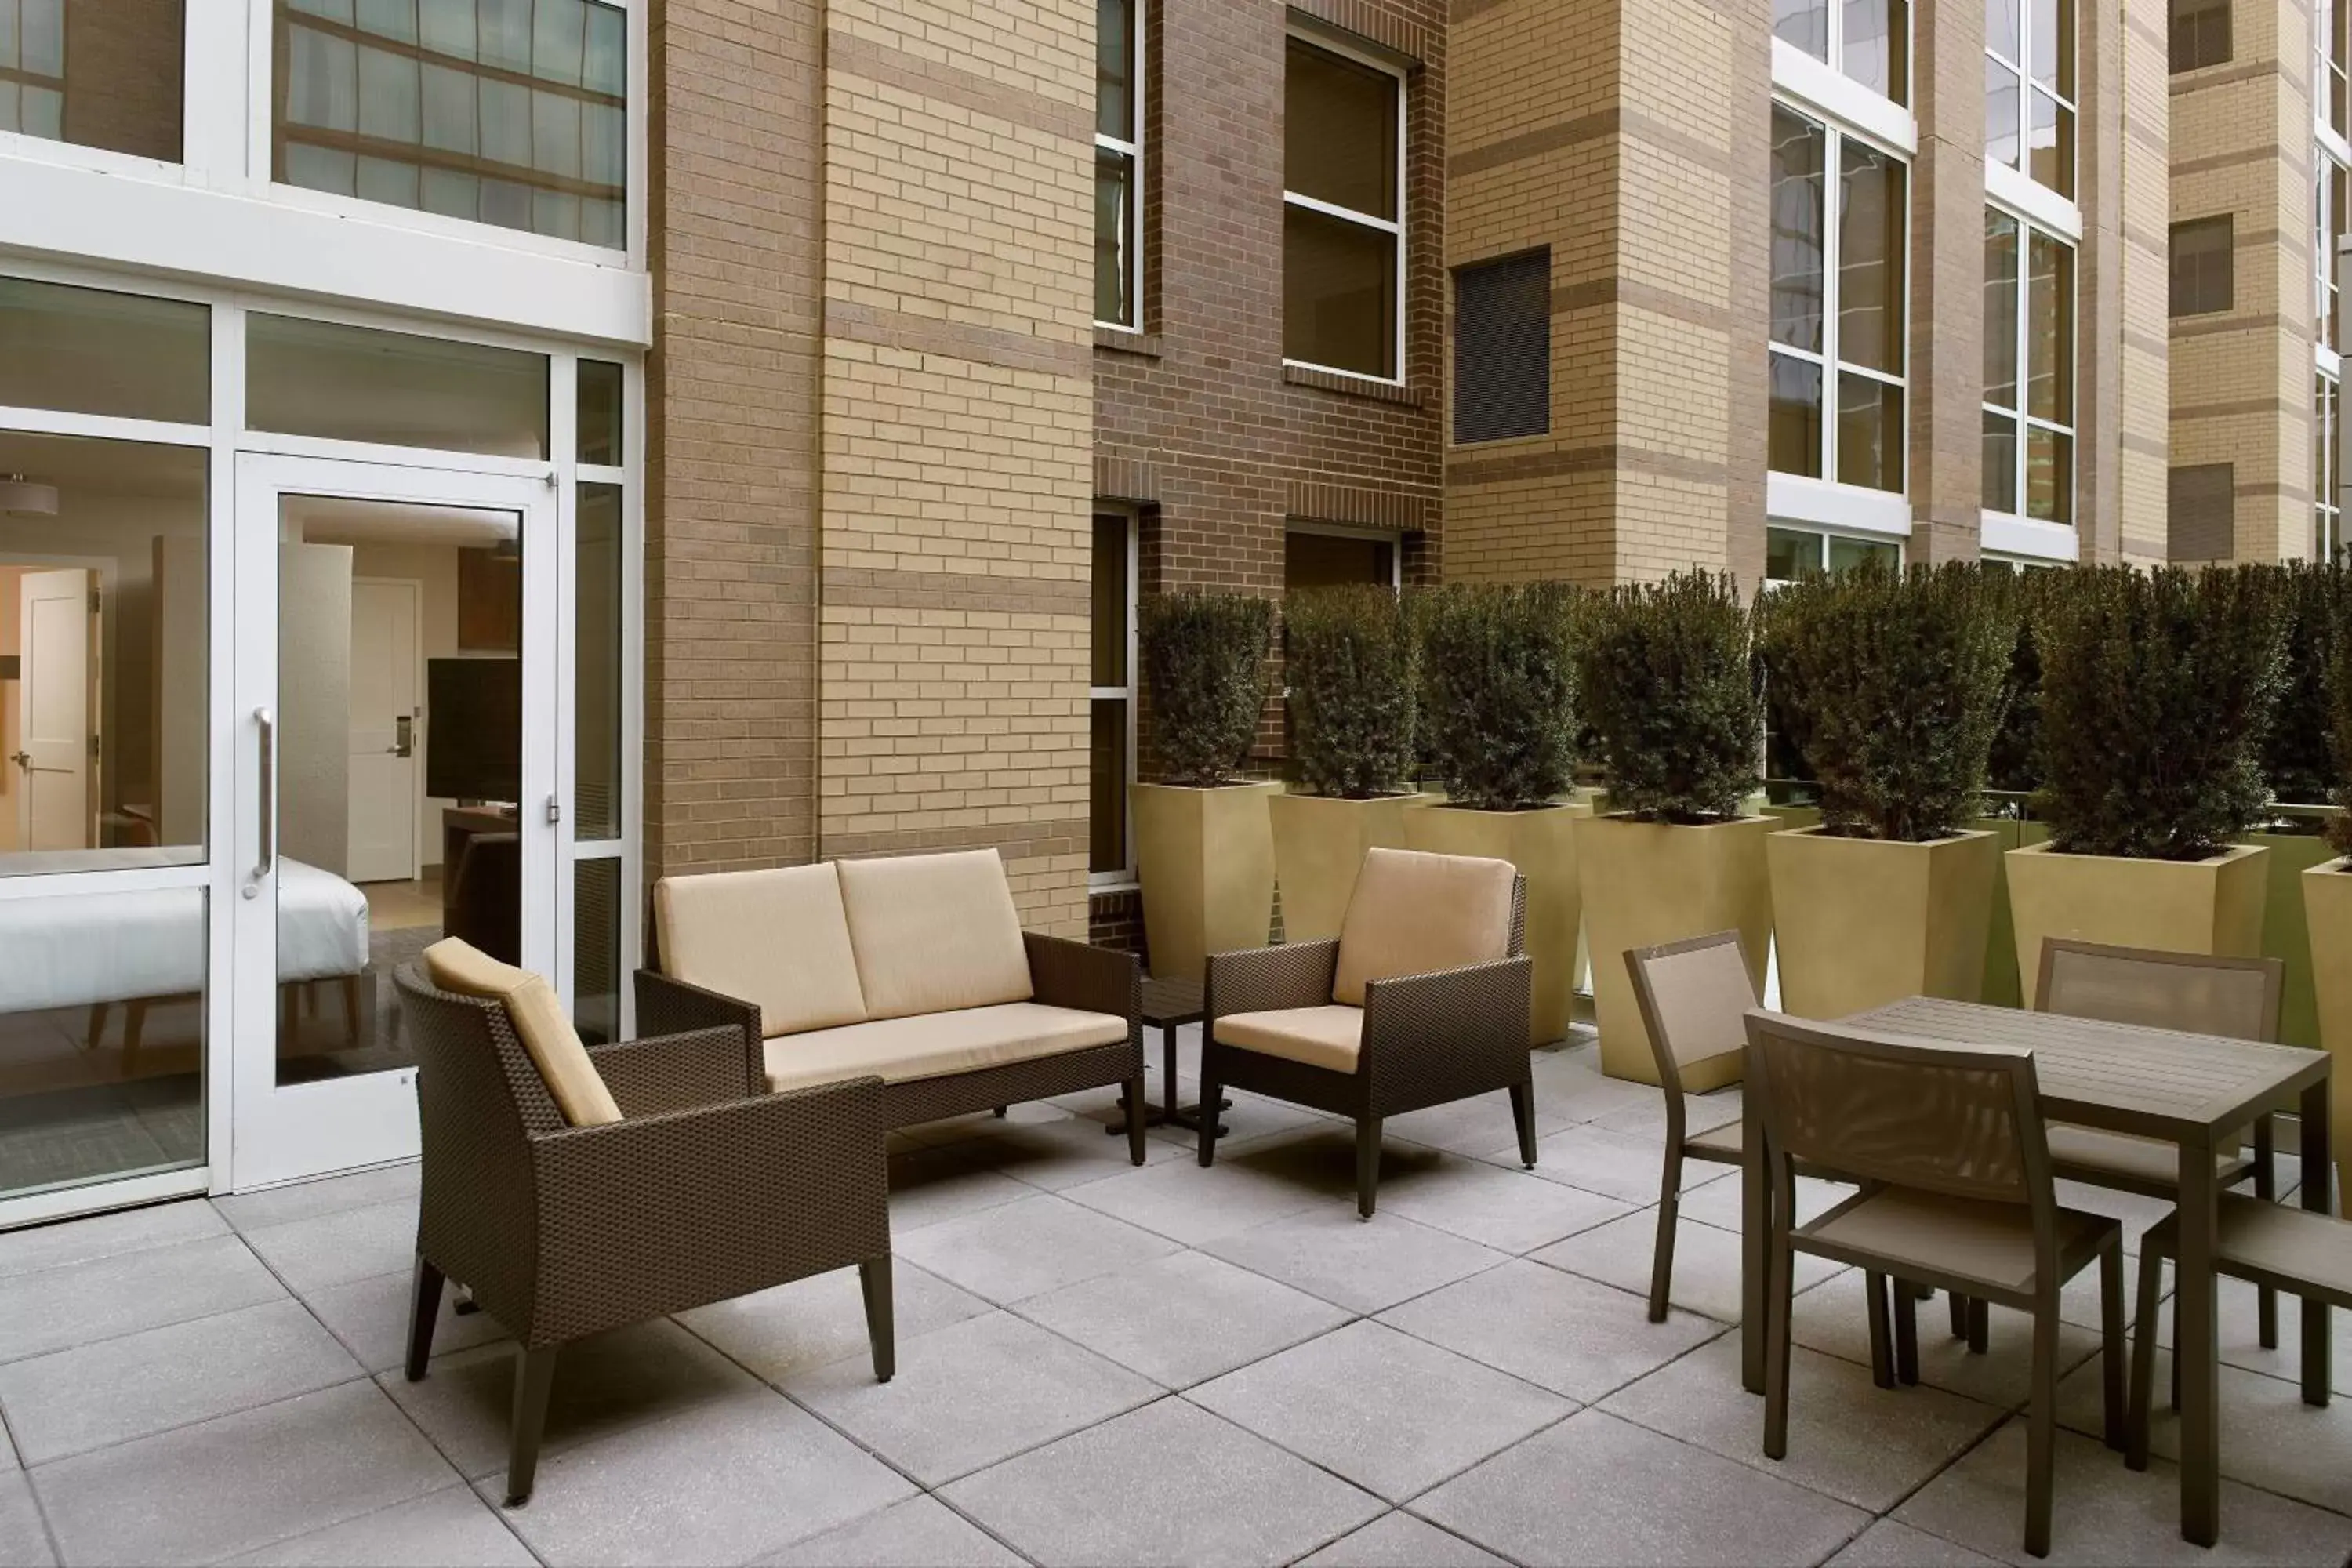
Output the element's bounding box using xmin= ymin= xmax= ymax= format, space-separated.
xmin=246 ymin=314 xmax=550 ymax=459
xmin=2169 ymin=216 xmax=2234 ymax=317
xmin=1767 ymin=104 xmax=1907 ymax=492
xmin=1983 ymin=208 xmax=2074 ymax=524
xmin=2320 ymin=376 xmax=2342 ymax=559
xmin=1284 ymin=528 xmax=1398 ymax=590
xmin=0 ymin=0 xmax=183 ymax=161
xmin=2168 ymin=463 xmax=2234 ymax=562
xmin=2320 ymin=162 xmax=2347 ymax=353
xmin=1773 ymin=0 xmax=1908 ymax=104
xmin=2170 ymin=0 xmax=2230 ymax=71
xmin=1987 ymin=0 xmax=2074 ymax=199
xmin=1764 ymin=525 xmax=1900 ymax=583
xmin=1095 ymin=0 xmax=1142 ymax=329
xmin=274 ymin=0 xmax=630 ymax=250
xmin=2326 ymin=0 xmax=2350 ymax=140
xmin=1283 ymin=34 xmax=1403 ymax=381
xmin=0 ymin=277 xmax=209 ymax=425
xmin=1453 ymin=251 xmax=1549 ymax=443
xmin=1090 ymin=512 xmax=1136 ymax=884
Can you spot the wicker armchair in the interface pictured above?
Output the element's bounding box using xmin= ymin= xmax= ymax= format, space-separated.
xmin=1201 ymin=849 xmax=1534 ymax=1218
xmin=394 ymin=964 xmax=895 ymax=1508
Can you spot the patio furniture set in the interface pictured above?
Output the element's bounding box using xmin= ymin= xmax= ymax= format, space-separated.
xmin=390 ymin=842 xmax=2350 ymax=1563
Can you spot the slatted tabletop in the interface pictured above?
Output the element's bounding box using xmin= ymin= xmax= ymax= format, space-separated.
xmin=1851 ymin=996 xmax=2328 ymax=1139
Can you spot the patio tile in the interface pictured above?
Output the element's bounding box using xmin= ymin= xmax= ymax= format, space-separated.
xmin=481 ymin=1387 xmax=913 ymax=1568
xmin=1014 ymin=1248 xmax=1347 ymax=1388
xmin=0 ymin=1474 xmax=50 ymax=1568
xmin=1679 ymin=1169 xmax=1853 ymax=1232
xmin=300 ymin=1266 xmax=514 ymax=1374
xmin=1189 ymin=1319 xmax=1572 ymax=1503
xmin=1202 ymin=1208 xmax=1506 ymax=1315
xmin=0 ymin=1298 xmax=363 ymax=1464
xmin=679 ymin=1261 xmax=989 ymax=1385
xmin=1789 ymin=1272 xmax=2103 ymax=1411
xmin=220 ymin=1486 xmax=535 ymax=1567
xmin=1297 ymin=1511 xmax=1507 ymax=1567
xmin=1380 ymin=1091 xmax=1570 ymax=1160
xmin=1413 ymin=1408 xmax=1869 ymax=1567
xmin=942 ymin=1396 xmax=1383 ymax=1568
xmin=1534 ymin=1209 xmax=1840 ymax=1324
xmin=0 ymin=1234 xmax=283 ymax=1363
xmin=383 ymin=1317 xmax=763 ymax=1480
xmin=936 ymin=1104 xmax=1183 ymax=1191
xmin=1156 ymin=1088 xmax=1330 ymax=1150
xmin=212 ymin=1163 xmax=421 ymax=1233
xmin=1376 ymin=1154 xmax=1634 ymax=1254
xmin=0 ymin=1200 xmax=225 ymax=1279
xmin=31 ymin=1381 xmax=456 ymax=1568
xmin=1531 ymin=1068 xmax=1665 ymax=1126
xmin=1892 ymin=1416 xmax=2352 ymax=1566
xmin=892 ymin=1192 xmax=1178 ymax=1305
xmin=1599 ymin=1335 xmax=2005 ymax=1512
xmin=1061 ymin=1149 xmax=1327 ymax=1246
xmin=760 ymin=1496 xmax=1021 ymax=1567
xmin=783 ymin=1310 xmax=1155 ymax=1485
xmin=1516 ymin=1123 xmax=1729 ymax=1204
xmin=241 ymin=1199 xmax=418 ymax=1298
xmin=2055 ymin=1348 xmax=2352 ymax=1515
xmin=1824 ymin=1519 xmax=2005 ymax=1567
xmin=885 ymin=1149 xmax=1036 ymax=1235
xmin=1378 ymin=1258 xmax=1723 ymax=1402
xmin=1588 ymin=1089 xmax=1742 ymax=1142
xmin=2124 ymin=1271 xmax=2352 ymax=1396
xmin=2051 ymin=1178 xmax=2177 ymax=1253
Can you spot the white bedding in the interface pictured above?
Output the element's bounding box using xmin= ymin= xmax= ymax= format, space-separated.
xmin=0 ymin=858 xmax=371 ymax=1014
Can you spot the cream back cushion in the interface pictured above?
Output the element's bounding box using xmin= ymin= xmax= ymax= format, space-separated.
xmin=836 ymin=849 xmax=1034 ymax=1020
xmin=1332 ymin=848 xmax=1515 ymax=1007
xmin=423 ymin=937 xmax=622 ymax=1127
xmin=655 ymin=864 xmax=868 ymax=1038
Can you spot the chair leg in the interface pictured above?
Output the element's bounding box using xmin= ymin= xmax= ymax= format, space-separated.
xmin=858 ymin=1254 xmax=895 ymax=1382
xmin=2128 ymin=1248 xmax=2162 ymax=1472
xmin=1648 ymin=1147 xmax=1682 ymax=1324
xmin=1123 ymin=1074 xmax=1149 ymax=1165
xmin=1355 ymin=1115 xmax=1382 ymax=1220
xmin=1968 ymin=1295 xmax=1990 ymax=1355
xmin=2026 ymin=1306 xmax=2058 ymax=1559
xmin=1508 ymin=1080 xmax=1537 ymax=1168
xmin=1893 ymin=1281 xmax=1920 ymax=1386
xmin=342 ymin=975 xmax=363 ymax=1044
xmin=404 ymin=1254 xmax=445 ymax=1381
xmin=85 ymin=1003 xmax=107 ymax=1050
xmin=1949 ymin=1290 xmax=1969 ymax=1340
xmin=2254 ymin=1114 xmax=2278 ymax=1351
xmin=504 ymin=1346 xmax=558 ymax=1508
xmin=1764 ymin=1236 xmax=1796 ymax=1460
xmin=1865 ymin=1271 xmax=1895 ymax=1390
xmin=122 ymin=1000 xmax=148 ymax=1079
xmin=2100 ymin=1237 xmax=2126 ymax=1453
xmin=992 ymin=1105 xmax=1007 ymax=1118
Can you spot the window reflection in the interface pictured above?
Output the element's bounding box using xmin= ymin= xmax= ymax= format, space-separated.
xmin=0 ymin=0 xmax=183 ymax=161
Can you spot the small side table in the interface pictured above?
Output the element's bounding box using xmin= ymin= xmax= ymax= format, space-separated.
xmin=1107 ymin=976 xmax=1230 ymax=1137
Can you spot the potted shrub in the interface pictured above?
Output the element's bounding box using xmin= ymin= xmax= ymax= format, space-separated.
xmin=1271 ymin=584 xmax=1425 ymax=942
xmin=2250 ymin=563 xmax=2346 ymax=1050
xmin=1133 ymin=590 xmax=1278 ymax=982
xmin=1758 ymin=561 xmax=2013 ymax=1019
xmin=1574 ymin=571 xmax=1770 ymax=1087
xmin=2007 ymin=564 xmax=2291 ymax=1005
xmin=2302 ymin=561 xmax=2352 ymax=1207
xmin=1400 ymin=581 xmax=1585 ymax=1044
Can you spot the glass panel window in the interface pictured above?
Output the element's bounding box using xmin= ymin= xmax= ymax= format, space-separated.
xmin=0 ymin=0 xmax=182 ymax=160
xmin=2319 ymin=374 xmax=2342 ymax=560
xmin=1988 ymin=0 xmax=2072 ymax=199
xmin=2326 ymin=0 xmax=2350 ymax=139
xmin=1095 ymin=149 xmax=1136 ymax=328
xmin=1774 ymin=0 xmax=1828 ymax=60
xmin=1284 ymin=529 xmax=1396 ymax=589
xmin=575 ymin=481 xmax=620 ymax=840
xmin=1836 ymin=372 xmax=1904 ymax=491
xmin=1769 ymin=355 xmax=1824 ymax=477
xmin=1984 ymin=207 xmax=2074 ymax=524
xmin=247 ymin=314 xmax=550 ymax=459
xmin=1283 ymin=34 xmax=1402 ymax=380
xmin=274 ymin=0 xmax=630 ymax=249
xmin=1762 ymin=524 xmax=1900 ymax=583
xmin=2319 ymin=162 xmax=2347 ymax=354
xmin=1828 ymin=533 xmax=1900 ymax=572
xmin=1769 ymin=108 xmax=1825 ymax=354
xmin=1841 ymin=0 xmax=1908 ymax=103
xmin=2170 ymin=0 xmax=2230 ymax=71
xmin=0 ymin=278 xmax=209 ymax=426
xmin=1094 ymin=0 xmax=1141 ymax=329
xmin=1089 ymin=514 xmax=1134 ymax=881
xmin=574 ymin=855 xmax=620 ymax=1044
xmin=575 ymin=356 xmax=622 ymax=466
xmin=2169 ymin=216 xmax=2233 ymax=317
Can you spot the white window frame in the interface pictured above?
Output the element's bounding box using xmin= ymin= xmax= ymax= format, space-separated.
xmin=1281 ymin=26 xmax=1407 ymax=388
xmin=1094 ymin=0 xmax=1145 ymax=333
xmin=2319 ymin=151 xmax=2347 ymax=372
xmin=1285 ymin=520 xmax=1405 ymax=588
xmin=1768 ymin=2 xmax=1913 ymax=115
xmin=1980 ymin=203 xmax=2077 ymax=559
xmin=1986 ymin=0 xmax=2077 ymax=206
xmin=1761 ymin=522 xmax=1905 ymax=586
xmin=2319 ymin=368 xmax=2343 ymax=560
xmin=2324 ymin=0 xmax=2351 ymax=146
xmin=1089 ymin=506 xmax=1140 ymax=893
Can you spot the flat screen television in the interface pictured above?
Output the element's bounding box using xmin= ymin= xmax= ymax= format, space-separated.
xmin=426 ymin=657 xmax=521 ymax=803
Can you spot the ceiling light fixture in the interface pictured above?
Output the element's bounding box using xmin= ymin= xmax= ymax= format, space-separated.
xmin=0 ymin=475 xmax=59 ymax=517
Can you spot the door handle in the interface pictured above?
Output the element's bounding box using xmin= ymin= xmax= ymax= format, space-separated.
xmin=390 ymin=714 xmax=413 ymax=758
xmin=254 ymin=706 xmax=275 ymax=884
xmin=7 ymin=750 xmax=27 ymax=771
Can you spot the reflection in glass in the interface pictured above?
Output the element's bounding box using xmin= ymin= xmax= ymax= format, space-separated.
xmin=1766 ymin=526 xmax=1817 ymax=583
xmin=1096 ymin=147 xmax=1136 ymax=328
xmin=1774 ymin=0 xmax=1828 ymax=59
xmin=1097 ymin=0 xmax=1133 ymax=140
xmin=1284 ymin=38 xmax=1397 ymax=220
xmin=1091 ymin=514 xmax=1127 ymax=689
xmin=1838 ymin=143 xmax=1904 ymax=374
xmin=0 ymin=278 xmax=209 ymax=426
xmin=2030 ymin=0 xmax=2073 ymax=92
xmin=576 ymin=482 xmax=621 ymax=840
xmin=1984 ymin=56 xmax=2020 ymax=169
xmin=1984 ymin=210 xmax=2020 ymax=408
xmin=1836 ymin=373 xmax=1904 ymax=492
xmin=577 ymin=358 xmax=623 ymax=466
xmin=1283 ymin=203 xmax=1396 ymax=378
xmin=574 ymin=855 xmax=619 ymax=1045
xmin=2026 ymin=426 xmax=2071 ymax=523
xmin=0 ymin=434 xmax=207 ymax=878
xmin=1987 ymin=0 xmax=2022 ymax=61
xmin=247 ymin=314 xmax=550 ymax=459
xmin=1983 ymin=411 xmax=2018 ymax=513
xmin=2027 ymin=230 xmax=2074 ymax=426
xmin=2027 ymin=87 xmax=2073 ymax=198
xmin=1089 ymin=699 xmax=1127 ymax=877
xmin=1769 ymin=353 xmax=1824 ymax=477
xmin=1842 ymin=0 xmax=1907 ymax=102
xmin=1828 ymin=533 xmax=1900 ymax=573
xmin=1769 ymin=107 xmax=1825 ymax=354
xmin=0 ymin=0 xmax=183 ymax=160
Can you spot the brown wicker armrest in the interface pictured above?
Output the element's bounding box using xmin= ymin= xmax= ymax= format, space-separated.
xmin=588 ymin=1025 xmax=760 ymax=1115
xmin=1361 ymin=955 xmax=1535 ymax=1081
xmin=634 ymin=967 xmax=762 ymax=1049
xmin=1024 ymin=932 xmax=1140 ymax=1026
xmin=524 ymin=1074 xmax=891 ymax=1341
xmin=1206 ymin=940 xmax=1341 ymax=1024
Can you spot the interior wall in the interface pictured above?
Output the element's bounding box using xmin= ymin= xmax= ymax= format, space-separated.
xmin=346 ymin=541 xmax=461 ymax=868
xmin=278 ymin=543 xmax=353 ymax=875
xmin=0 ymin=564 xmax=21 ymax=855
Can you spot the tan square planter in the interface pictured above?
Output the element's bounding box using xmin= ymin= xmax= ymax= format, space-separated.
xmin=2303 ymin=857 xmax=2352 ymax=1210
xmin=1767 ymin=827 xmax=1998 ymax=1021
xmin=1577 ymin=812 xmax=1773 ymax=1088
xmin=1269 ymin=792 xmax=1428 ymax=943
xmin=1404 ymin=799 xmax=1591 ymax=1045
xmin=2005 ymin=841 xmax=2270 ymax=1010
xmin=1133 ymin=781 xmax=1279 ymax=983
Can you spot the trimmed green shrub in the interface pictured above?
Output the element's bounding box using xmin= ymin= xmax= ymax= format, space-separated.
xmin=1284 ymin=585 xmax=1417 ymax=798
xmin=2266 ymin=561 xmax=2343 ymax=808
xmin=2034 ymin=564 xmax=2292 ymax=860
xmin=1138 ymin=590 xmax=1273 ymax=788
xmin=1580 ymin=571 xmax=1762 ymax=824
xmin=1986 ymin=568 xmax=2051 ymax=797
xmin=1414 ymin=581 xmax=1581 ymax=811
xmin=1756 ymin=561 xmax=2016 ymax=842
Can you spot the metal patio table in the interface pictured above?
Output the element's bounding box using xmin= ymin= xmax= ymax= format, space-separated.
xmin=1737 ymin=996 xmax=2333 ymax=1548
xmin=1105 ymin=976 xmax=1229 ymax=1137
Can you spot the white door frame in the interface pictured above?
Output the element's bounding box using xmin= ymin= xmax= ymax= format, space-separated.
xmin=347 ymin=575 xmax=425 ymax=883
xmin=231 ymin=452 xmax=564 ymax=1190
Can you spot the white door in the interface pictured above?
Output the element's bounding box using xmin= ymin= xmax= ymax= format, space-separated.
xmin=347 ymin=579 xmax=419 ymax=883
xmin=232 ymin=455 xmax=561 ymax=1189
xmin=15 ymin=568 xmax=95 ymax=851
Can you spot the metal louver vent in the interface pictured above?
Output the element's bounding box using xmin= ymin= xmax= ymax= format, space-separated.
xmin=1454 ymin=250 xmax=1551 ymax=445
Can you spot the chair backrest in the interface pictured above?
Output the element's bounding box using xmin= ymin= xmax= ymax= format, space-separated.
xmin=1624 ymin=931 xmax=1755 ymax=1093
xmin=2036 ymin=939 xmax=2283 ymax=1043
xmin=1332 ymin=848 xmax=1522 ymax=1007
xmin=1744 ymin=1010 xmax=2051 ymax=1211
xmin=655 ymin=862 xmax=869 ymax=1039
xmin=835 ymin=848 xmax=1033 ymax=1019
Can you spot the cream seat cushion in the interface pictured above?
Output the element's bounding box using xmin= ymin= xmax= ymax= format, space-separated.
xmin=1213 ymin=1005 xmax=1363 ymax=1074
xmin=655 ymin=863 xmax=868 ymax=1039
xmin=1333 ymin=848 xmax=1515 ymax=1007
xmin=423 ymin=938 xmax=622 ymax=1127
xmin=764 ymin=1002 xmax=1127 ymax=1093
xmin=836 ymin=849 xmax=1033 ymax=1021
